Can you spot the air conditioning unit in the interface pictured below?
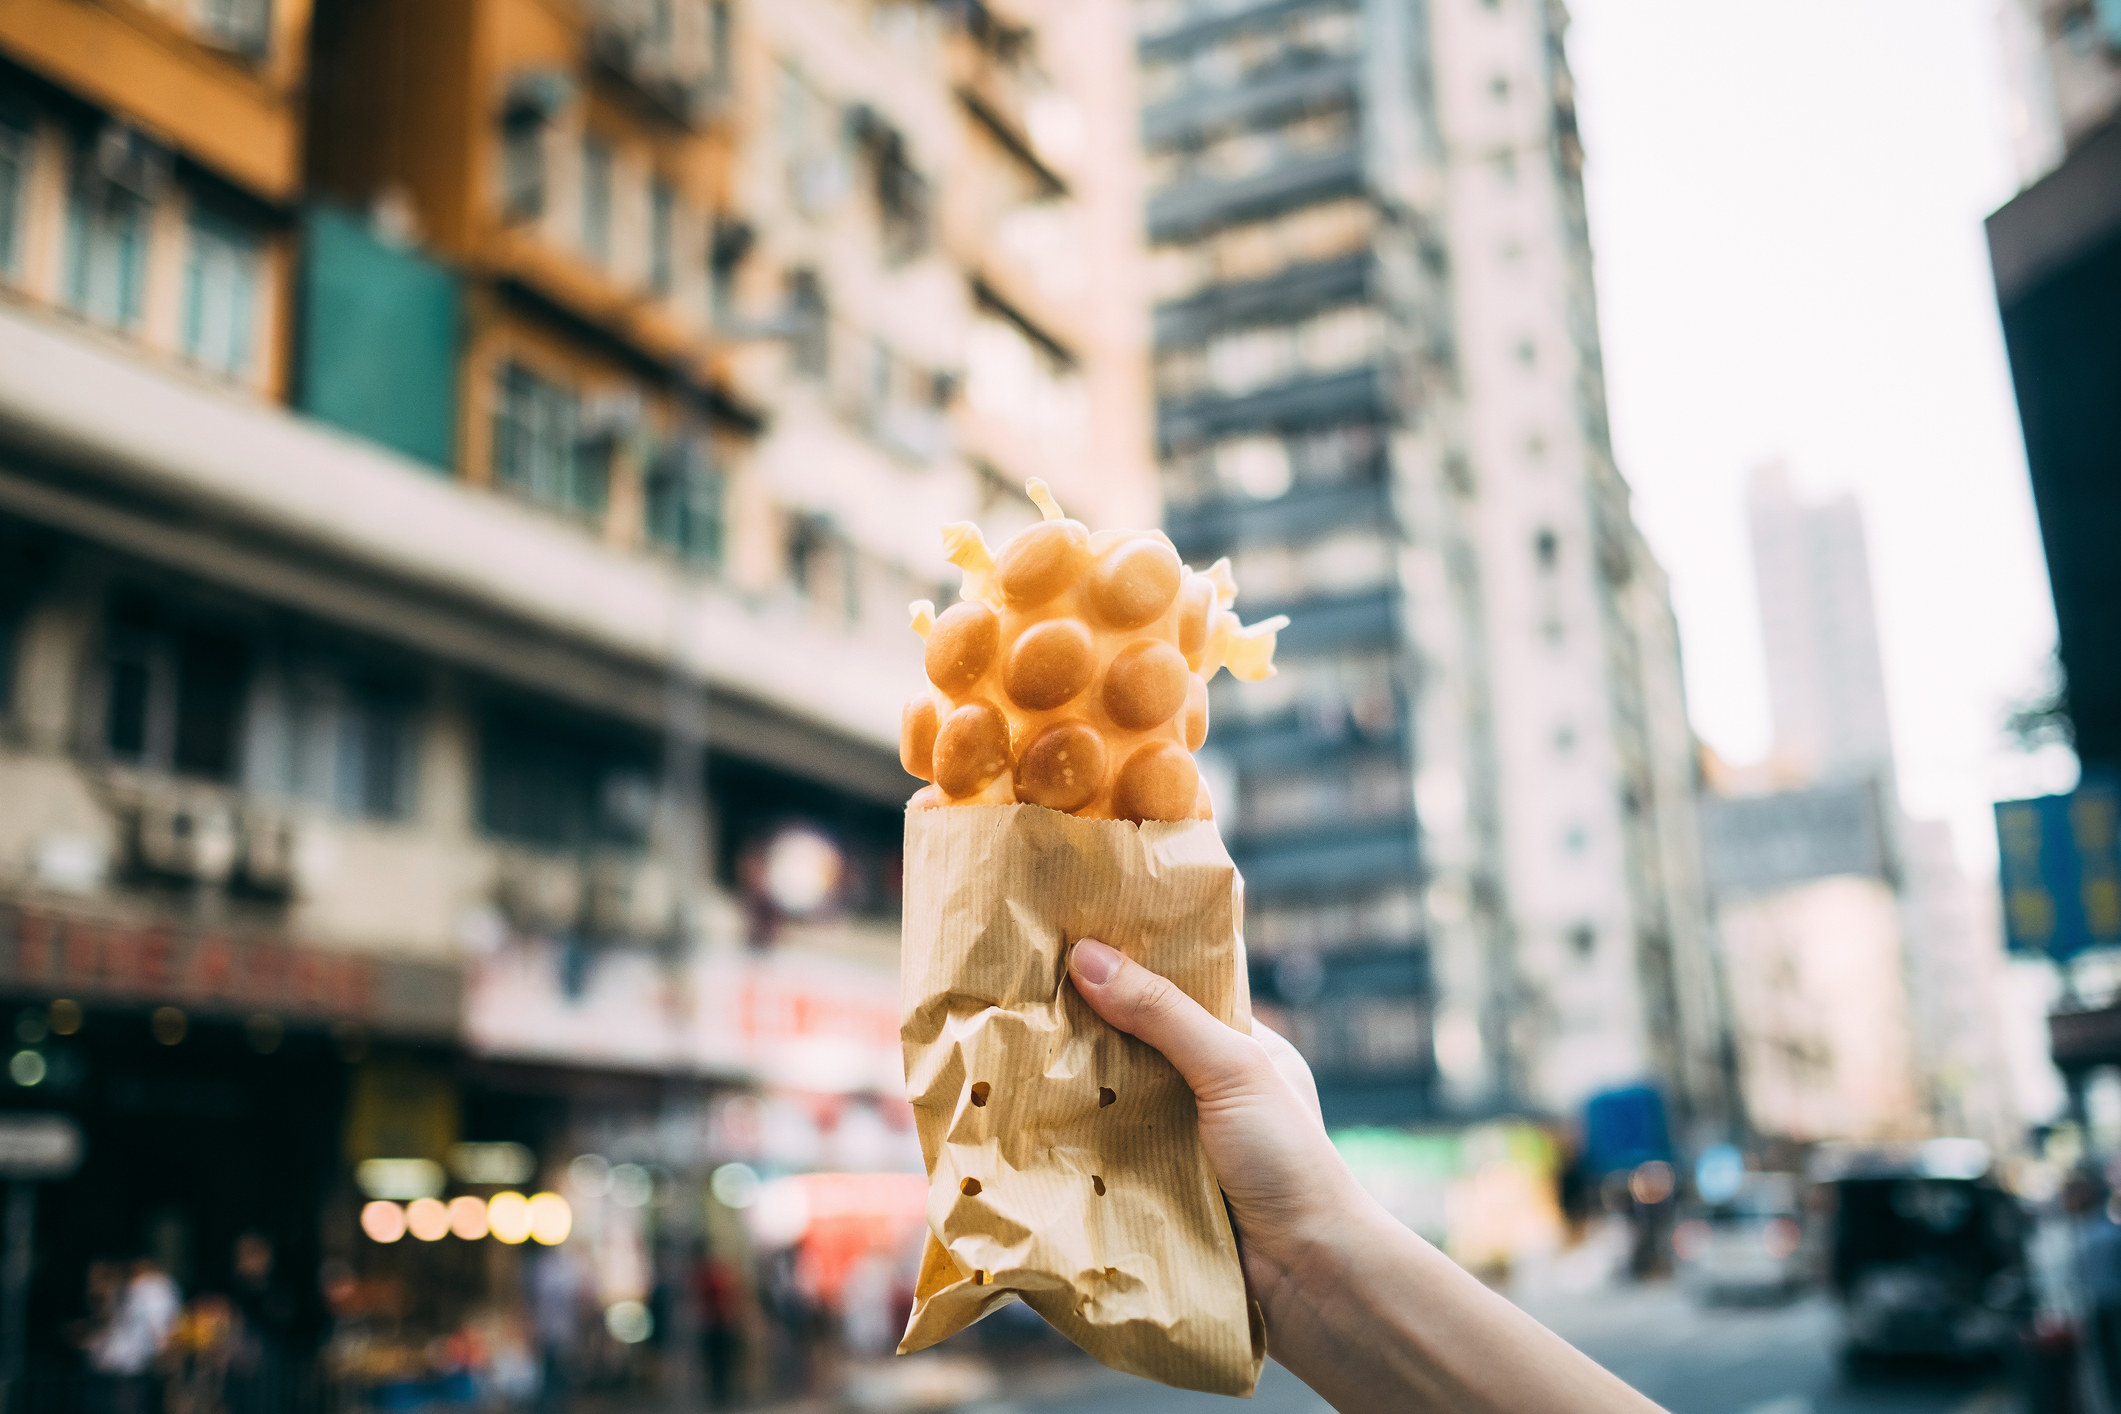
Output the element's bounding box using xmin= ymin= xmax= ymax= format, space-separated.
xmin=580 ymin=388 xmax=645 ymax=443
xmin=135 ymin=788 xmax=238 ymax=885
xmin=95 ymin=124 xmax=172 ymax=201
xmin=239 ymin=806 xmax=302 ymax=896
xmin=585 ymin=854 xmax=679 ymax=942
xmin=495 ymin=853 xmax=583 ymax=934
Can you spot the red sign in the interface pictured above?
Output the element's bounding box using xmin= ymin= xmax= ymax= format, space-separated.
xmin=1 ymin=902 xmax=378 ymax=1020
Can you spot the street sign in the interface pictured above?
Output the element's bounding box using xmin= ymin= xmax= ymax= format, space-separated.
xmin=0 ymin=1115 xmax=82 ymax=1180
xmin=1996 ymin=780 xmax=2121 ymax=959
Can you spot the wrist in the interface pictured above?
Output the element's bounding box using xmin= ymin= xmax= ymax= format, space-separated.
xmin=1250 ymin=1168 xmax=1398 ymax=1336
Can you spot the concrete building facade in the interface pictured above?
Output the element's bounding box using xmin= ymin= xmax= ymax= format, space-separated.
xmin=0 ymin=0 xmax=1151 ymax=1382
xmin=1130 ymin=0 xmax=1729 ymax=1138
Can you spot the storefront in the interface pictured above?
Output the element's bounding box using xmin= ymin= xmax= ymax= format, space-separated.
xmin=0 ymin=897 xmax=460 ymax=1372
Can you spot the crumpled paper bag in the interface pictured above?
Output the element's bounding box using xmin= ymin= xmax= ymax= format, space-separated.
xmin=896 ymin=802 xmax=1264 ymax=1396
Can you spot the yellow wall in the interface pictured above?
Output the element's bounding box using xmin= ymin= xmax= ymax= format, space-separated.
xmin=0 ymin=0 xmax=312 ymax=202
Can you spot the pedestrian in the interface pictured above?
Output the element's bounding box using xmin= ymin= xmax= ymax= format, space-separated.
xmin=89 ymin=1258 xmax=182 ymax=1414
xmin=2065 ymin=1169 xmax=2121 ymax=1408
xmin=1067 ymin=938 xmax=1666 ymax=1414
xmin=528 ymin=1248 xmax=584 ymax=1414
xmin=691 ymin=1248 xmax=744 ymax=1408
xmin=226 ymin=1233 xmax=292 ymax=1414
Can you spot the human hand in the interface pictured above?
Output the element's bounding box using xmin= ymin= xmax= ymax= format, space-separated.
xmin=1067 ymin=937 xmax=1368 ymax=1309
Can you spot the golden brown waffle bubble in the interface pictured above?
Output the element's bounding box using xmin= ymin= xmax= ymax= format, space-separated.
xmin=905 ymin=480 xmax=1287 ymax=823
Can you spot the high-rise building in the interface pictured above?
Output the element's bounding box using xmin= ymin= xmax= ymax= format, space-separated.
xmin=0 ymin=0 xmax=1150 ymax=1379
xmin=1130 ymin=0 xmax=1729 ymax=1137
xmin=1745 ymin=463 xmax=1897 ymax=787
xmin=1713 ymin=470 xmax=2018 ymax=1146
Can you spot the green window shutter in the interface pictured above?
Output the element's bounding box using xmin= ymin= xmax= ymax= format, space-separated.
xmin=298 ymin=205 xmax=462 ymax=471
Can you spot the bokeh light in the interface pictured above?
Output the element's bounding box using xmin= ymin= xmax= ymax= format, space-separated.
xmin=605 ymin=1300 xmax=653 ymax=1344
xmin=488 ymin=1190 xmax=532 ymax=1244
xmin=528 ymin=1191 xmax=572 ymax=1245
xmin=360 ymin=1201 xmax=406 ymax=1244
xmin=405 ymin=1196 xmax=450 ymax=1241
xmin=150 ymin=1006 xmax=186 ymax=1046
xmin=710 ymin=1161 xmax=760 ymax=1210
xmin=448 ymin=1194 xmax=490 ymax=1240
xmin=9 ymin=1051 xmax=45 ymax=1087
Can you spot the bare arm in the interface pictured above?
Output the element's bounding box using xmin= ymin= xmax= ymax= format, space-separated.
xmin=1068 ymin=938 xmax=1663 ymax=1414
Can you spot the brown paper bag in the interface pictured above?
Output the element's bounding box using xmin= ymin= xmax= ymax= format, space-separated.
xmin=896 ymin=802 xmax=1265 ymax=1396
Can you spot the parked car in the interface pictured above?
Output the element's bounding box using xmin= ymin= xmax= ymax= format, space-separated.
xmin=1675 ymin=1171 xmax=1811 ymax=1302
xmin=1812 ymin=1140 xmax=2030 ymax=1364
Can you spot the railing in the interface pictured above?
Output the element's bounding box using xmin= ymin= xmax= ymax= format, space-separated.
xmin=1157 ymin=362 xmax=1388 ymax=448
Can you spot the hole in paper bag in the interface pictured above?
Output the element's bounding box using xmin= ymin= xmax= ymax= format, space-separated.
xmin=970 ymin=1081 xmax=991 ymax=1107
xmin=1092 ymin=1175 xmax=1106 ymax=1196
xmin=960 ymin=1177 xmax=982 ymax=1196
xmin=1098 ymin=1087 xmax=1116 ymax=1108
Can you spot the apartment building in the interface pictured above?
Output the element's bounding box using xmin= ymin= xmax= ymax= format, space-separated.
xmin=0 ymin=0 xmax=1149 ymax=1377
xmin=1131 ymin=0 xmax=1729 ymax=1138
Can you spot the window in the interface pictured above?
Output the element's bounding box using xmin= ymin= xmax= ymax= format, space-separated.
xmin=250 ymin=664 xmax=418 ymax=820
xmin=1570 ymin=924 xmax=1597 ymax=957
xmin=709 ymin=218 xmax=752 ymax=324
xmin=581 ymin=133 xmax=613 ymax=265
xmin=850 ymin=109 xmax=929 ymax=265
xmin=502 ymin=114 xmax=546 ymax=221
xmin=0 ymin=109 xmax=31 ymax=279
xmin=197 ymin=0 xmax=273 ymax=56
xmin=478 ymin=703 xmax=654 ymax=849
xmin=649 ymin=177 xmax=676 ymax=295
xmin=183 ymin=209 xmax=262 ymax=378
xmin=1248 ymin=886 xmax=1420 ymax=957
xmin=1534 ymin=527 xmax=1558 ymax=569
xmin=491 ymin=363 xmax=607 ymax=519
xmin=66 ymin=166 xmax=150 ymax=331
xmin=645 ymin=434 xmax=725 ymax=566
xmin=103 ymin=612 xmax=251 ymax=782
xmin=787 ymin=514 xmax=859 ymax=623
xmin=787 ymin=269 xmax=828 ymax=378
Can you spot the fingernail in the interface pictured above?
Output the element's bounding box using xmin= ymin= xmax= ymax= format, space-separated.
xmin=1071 ymin=939 xmax=1121 ymax=985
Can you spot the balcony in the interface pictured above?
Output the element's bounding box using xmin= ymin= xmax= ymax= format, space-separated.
xmin=1315 ymin=1074 xmax=1439 ymax=1127
xmin=1155 ymin=251 xmax=1371 ymax=348
xmin=1138 ymin=0 xmax=1362 ymax=64
xmin=1167 ymin=480 xmax=1393 ymax=560
xmin=1232 ymin=816 xmax=1419 ymax=897
xmin=0 ymin=302 xmax=915 ymax=802
xmin=1211 ymin=716 xmax=1407 ymax=776
xmin=1252 ymin=944 xmax=1430 ymax=1007
xmin=1159 ymin=362 xmax=1389 ymax=449
xmin=1148 ymin=146 xmax=1364 ymax=245
xmin=1142 ymin=56 xmax=1362 ymax=152
xmin=1248 ymin=584 xmax=1400 ymax=657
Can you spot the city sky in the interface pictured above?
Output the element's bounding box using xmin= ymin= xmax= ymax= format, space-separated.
xmin=1568 ymin=0 xmax=2063 ymax=869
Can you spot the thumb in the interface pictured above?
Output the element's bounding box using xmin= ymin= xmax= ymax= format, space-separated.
xmin=1069 ymin=939 xmax=1263 ymax=1103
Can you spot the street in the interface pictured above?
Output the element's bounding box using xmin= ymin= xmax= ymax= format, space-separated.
xmin=981 ymin=1284 xmax=2003 ymax=1414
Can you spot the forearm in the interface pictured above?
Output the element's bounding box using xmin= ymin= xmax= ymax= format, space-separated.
xmin=1258 ymin=1186 xmax=1662 ymax=1414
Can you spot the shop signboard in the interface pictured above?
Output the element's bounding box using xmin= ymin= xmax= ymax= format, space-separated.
xmin=0 ymin=1114 xmax=81 ymax=1180
xmin=1996 ymin=781 xmax=2121 ymax=960
xmin=0 ymin=901 xmax=462 ymax=1036
xmin=465 ymin=933 xmax=904 ymax=1093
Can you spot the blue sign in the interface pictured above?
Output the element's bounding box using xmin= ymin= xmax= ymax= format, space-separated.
xmin=1695 ymin=1144 xmax=1746 ymax=1206
xmin=1995 ymin=780 xmax=2121 ymax=960
xmin=1583 ymin=1085 xmax=1671 ymax=1175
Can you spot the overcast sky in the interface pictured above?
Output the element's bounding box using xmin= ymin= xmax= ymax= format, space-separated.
xmin=1564 ymin=0 xmax=2065 ymax=868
